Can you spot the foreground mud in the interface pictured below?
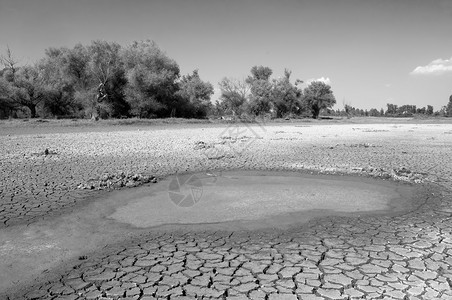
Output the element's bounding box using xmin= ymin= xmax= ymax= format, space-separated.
xmin=17 ymin=197 xmax=452 ymax=300
xmin=1 ymin=121 xmax=452 ymax=299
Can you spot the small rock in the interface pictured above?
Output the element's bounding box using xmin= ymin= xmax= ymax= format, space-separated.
xmin=126 ymin=181 xmax=137 ymax=188
xmin=114 ymin=182 xmax=124 ymax=188
xmin=101 ymin=173 xmax=110 ymax=181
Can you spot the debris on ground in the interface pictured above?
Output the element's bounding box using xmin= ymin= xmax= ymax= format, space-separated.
xmin=77 ymin=172 xmax=157 ymax=190
xmin=194 ymin=141 xmax=213 ymax=150
xmin=347 ymin=166 xmax=434 ymax=183
xmin=31 ymin=148 xmax=58 ymax=156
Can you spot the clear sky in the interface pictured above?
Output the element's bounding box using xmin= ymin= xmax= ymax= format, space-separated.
xmin=1 ymin=0 xmax=451 ymax=110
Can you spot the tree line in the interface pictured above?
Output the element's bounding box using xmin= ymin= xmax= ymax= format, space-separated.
xmin=0 ymin=40 xmax=336 ymax=120
xmin=214 ymin=66 xmax=335 ymax=119
xmin=0 ymin=40 xmax=214 ymax=119
xmin=0 ymin=40 xmax=451 ymax=120
xmin=331 ymin=101 xmax=452 ymax=118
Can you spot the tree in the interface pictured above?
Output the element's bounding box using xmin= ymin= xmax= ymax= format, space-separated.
xmin=249 ymin=65 xmax=273 ymax=81
xmin=0 ymin=46 xmax=19 ymax=80
xmin=246 ymin=66 xmax=274 ymax=116
xmin=302 ymin=81 xmax=336 ymax=119
xmin=386 ymin=103 xmax=398 ymax=116
xmin=416 ymin=107 xmax=426 ymax=114
xmin=0 ymin=48 xmax=67 ymax=118
xmin=369 ymin=108 xmax=379 ymax=117
xmin=397 ymin=104 xmax=416 ymax=116
xmin=247 ymin=80 xmax=273 ymax=116
xmin=56 ymin=44 xmax=92 ymax=91
xmin=40 ymin=45 xmax=93 ymax=118
xmin=212 ymin=99 xmax=227 ymax=117
xmin=40 ymin=41 xmax=129 ymax=119
xmin=6 ymin=65 xmax=48 ymax=118
xmin=176 ymin=69 xmax=214 ymax=118
xmin=426 ymin=105 xmax=434 ymax=115
xmin=0 ymin=77 xmax=21 ymax=118
xmin=87 ymin=41 xmax=128 ymax=118
xmin=446 ymin=95 xmax=452 ymax=117
xmin=270 ymin=69 xmax=303 ymax=118
xmin=37 ymin=48 xmax=80 ymax=117
xmin=344 ymin=104 xmax=354 ymax=117
xmin=122 ymin=40 xmax=180 ymax=118
xmin=218 ymin=77 xmax=250 ymax=116
xmin=0 ymin=47 xmax=23 ymax=118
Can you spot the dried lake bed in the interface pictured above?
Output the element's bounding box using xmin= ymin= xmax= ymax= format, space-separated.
xmin=1 ymin=118 xmax=452 ymax=299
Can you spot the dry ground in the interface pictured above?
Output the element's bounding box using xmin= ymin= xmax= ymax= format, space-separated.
xmin=1 ymin=117 xmax=452 ymax=299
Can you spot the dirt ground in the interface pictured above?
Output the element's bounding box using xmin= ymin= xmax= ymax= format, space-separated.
xmin=1 ymin=117 xmax=452 ymax=299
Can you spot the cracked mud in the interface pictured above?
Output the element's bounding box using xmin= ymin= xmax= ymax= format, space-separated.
xmin=1 ymin=121 xmax=452 ymax=299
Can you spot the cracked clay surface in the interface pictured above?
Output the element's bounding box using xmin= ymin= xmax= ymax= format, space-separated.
xmin=1 ymin=120 xmax=452 ymax=299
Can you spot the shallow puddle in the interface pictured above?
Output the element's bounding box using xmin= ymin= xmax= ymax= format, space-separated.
xmin=109 ymin=170 xmax=417 ymax=229
xmin=0 ymin=171 xmax=420 ymax=293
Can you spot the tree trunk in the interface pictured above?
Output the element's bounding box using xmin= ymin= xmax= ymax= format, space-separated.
xmin=29 ymin=105 xmax=37 ymax=118
xmin=312 ymin=106 xmax=320 ymax=119
xmin=91 ymin=95 xmax=100 ymax=121
xmin=91 ymin=107 xmax=99 ymax=121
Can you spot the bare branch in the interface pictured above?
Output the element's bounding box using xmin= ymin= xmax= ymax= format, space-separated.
xmin=0 ymin=46 xmax=20 ymax=75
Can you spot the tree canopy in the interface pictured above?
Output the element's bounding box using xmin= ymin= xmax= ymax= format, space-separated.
xmin=218 ymin=77 xmax=250 ymax=116
xmin=303 ymin=81 xmax=336 ymax=119
xmin=122 ymin=40 xmax=180 ymax=118
xmin=176 ymin=70 xmax=214 ymax=118
xmin=248 ymin=66 xmax=273 ymax=81
xmin=271 ymin=69 xmax=303 ymax=118
xmin=246 ymin=66 xmax=274 ymax=116
xmin=3 ymin=65 xmax=49 ymax=118
xmin=446 ymin=95 xmax=452 ymax=117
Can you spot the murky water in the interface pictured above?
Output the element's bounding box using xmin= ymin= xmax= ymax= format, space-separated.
xmin=109 ymin=171 xmax=417 ymax=229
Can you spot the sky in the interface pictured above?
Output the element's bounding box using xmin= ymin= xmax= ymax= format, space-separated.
xmin=1 ymin=0 xmax=451 ymax=110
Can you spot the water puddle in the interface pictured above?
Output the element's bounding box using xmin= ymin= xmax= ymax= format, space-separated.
xmin=109 ymin=170 xmax=417 ymax=229
xmin=0 ymin=170 xmax=420 ymax=293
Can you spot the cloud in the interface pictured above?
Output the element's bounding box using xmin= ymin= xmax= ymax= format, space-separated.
xmin=410 ymin=57 xmax=452 ymax=75
xmin=306 ymin=77 xmax=331 ymax=85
